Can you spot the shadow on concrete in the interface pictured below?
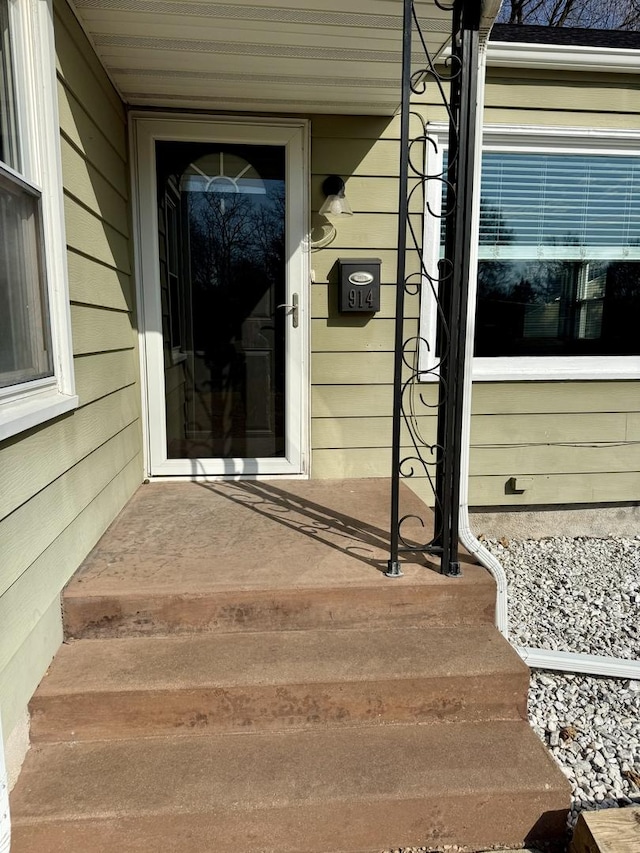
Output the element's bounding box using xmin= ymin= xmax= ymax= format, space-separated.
xmin=197 ymin=478 xmax=470 ymax=576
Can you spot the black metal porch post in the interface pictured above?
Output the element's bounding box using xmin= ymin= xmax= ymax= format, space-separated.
xmin=389 ymin=0 xmax=482 ymax=577
xmin=387 ymin=0 xmax=413 ymax=578
xmin=434 ymin=0 xmax=481 ymax=575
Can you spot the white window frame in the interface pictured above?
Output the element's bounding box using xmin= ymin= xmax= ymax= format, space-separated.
xmin=420 ymin=123 xmax=640 ymax=382
xmin=0 ymin=0 xmax=76 ymax=440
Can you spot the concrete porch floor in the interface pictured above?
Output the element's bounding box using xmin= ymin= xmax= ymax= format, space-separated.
xmin=67 ymin=478 xmax=480 ymax=591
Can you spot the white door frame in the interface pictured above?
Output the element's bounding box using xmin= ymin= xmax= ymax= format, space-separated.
xmin=130 ymin=112 xmax=310 ymax=478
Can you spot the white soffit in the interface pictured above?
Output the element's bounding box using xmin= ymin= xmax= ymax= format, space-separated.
xmin=68 ymin=0 xmax=455 ymax=115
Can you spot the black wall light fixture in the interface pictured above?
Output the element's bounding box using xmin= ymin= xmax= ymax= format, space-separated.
xmin=319 ymin=175 xmax=353 ymax=217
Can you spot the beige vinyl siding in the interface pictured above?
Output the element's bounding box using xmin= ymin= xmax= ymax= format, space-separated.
xmin=309 ymin=72 xmax=640 ymax=505
xmin=0 ymin=601 xmax=63 ymax=756
xmin=310 ymin=114 xmax=417 ymax=485
xmin=0 ymin=0 xmax=142 ymax=744
xmin=484 ymin=67 xmax=640 ymax=122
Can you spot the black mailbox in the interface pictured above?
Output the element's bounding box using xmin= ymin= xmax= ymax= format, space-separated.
xmin=338 ymin=258 xmax=381 ymax=313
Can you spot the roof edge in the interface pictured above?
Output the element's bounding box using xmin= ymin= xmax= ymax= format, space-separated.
xmin=487 ymin=39 xmax=640 ymax=74
xmin=490 ymin=23 xmax=640 ymax=50
xmin=481 ymin=0 xmax=503 ymax=42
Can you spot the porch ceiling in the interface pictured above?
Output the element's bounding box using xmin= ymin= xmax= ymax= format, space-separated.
xmin=68 ymin=0 xmax=454 ymax=115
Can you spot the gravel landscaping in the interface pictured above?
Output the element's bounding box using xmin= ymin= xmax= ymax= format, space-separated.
xmin=485 ymin=535 xmax=640 ymax=832
xmin=387 ymin=535 xmax=640 ymax=853
xmin=527 ymin=670 xmax=640 ymax=829
xmin=485 ymin=536 xmax=640 ymax=659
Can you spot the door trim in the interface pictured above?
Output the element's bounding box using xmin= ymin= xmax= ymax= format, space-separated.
xmin=130 ymin=112 xmax=310 ymax=478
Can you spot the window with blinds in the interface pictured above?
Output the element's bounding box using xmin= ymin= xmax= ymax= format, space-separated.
xmin=475 ymin=150 xmax=640 ymax=358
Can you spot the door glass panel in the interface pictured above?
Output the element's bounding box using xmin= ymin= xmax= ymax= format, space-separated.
xmin=156 ymin=142 xmax=286 ymax=459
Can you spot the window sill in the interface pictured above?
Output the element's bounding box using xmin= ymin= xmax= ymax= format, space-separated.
xmin=0 ymin=390 xmax=79 ymax=442
xmin=419 ymin=356 xmax=640 ymax=383
xmin=472 ymin=356 xmax=640 ymax=382
xmin=171 ymin=348 xmax=188 ymax=366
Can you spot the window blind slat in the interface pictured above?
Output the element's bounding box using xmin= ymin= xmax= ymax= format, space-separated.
xmin=479 ymin=152 xmax=640 ymax=251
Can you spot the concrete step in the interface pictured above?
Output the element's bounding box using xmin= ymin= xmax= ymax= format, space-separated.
xmin=63 ymin=565 xmax=496 ymax=639
xmin=10 ymin=721 xmax=570 ymax=853
xmin=30 ymin=626 xmax=529 ymax=741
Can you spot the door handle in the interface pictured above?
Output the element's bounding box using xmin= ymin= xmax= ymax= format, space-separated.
xmin=276 ymin=292 xmax=299 ymax=328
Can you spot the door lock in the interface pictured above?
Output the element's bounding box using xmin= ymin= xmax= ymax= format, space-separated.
xmin=277 ymin=292 xmax=299 ymax=328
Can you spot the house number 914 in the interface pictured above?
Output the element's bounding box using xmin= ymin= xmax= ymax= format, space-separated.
xmin=348 ymin=287 xmax=374 ymax=309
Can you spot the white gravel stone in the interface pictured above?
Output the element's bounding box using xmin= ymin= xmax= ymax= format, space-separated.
xmin=484 ymin=536 xmax=640 ymax=659
xmin=387 ymin=535 xmax=640 ymax=851
xmin=483 ymin=535 xmax=640 ymax=834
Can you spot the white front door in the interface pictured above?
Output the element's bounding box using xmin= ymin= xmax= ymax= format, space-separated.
xmin=133 ymin=115 xmax=308 ymax=477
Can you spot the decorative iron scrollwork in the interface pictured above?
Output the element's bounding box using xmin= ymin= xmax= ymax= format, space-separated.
xmin=388 ymin=0 xmax=481 ymax=578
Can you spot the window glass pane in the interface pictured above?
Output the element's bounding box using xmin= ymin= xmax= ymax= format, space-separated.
xmin=156 ymin=140 xmax=286 ymax=460
xmin=471 ymin=148 xmax=640 ymax=358
xmin=0 ymin=170 xmax=53 ymax=387
xmin=0 ymin=0 xmax=19 ymax=170
xmin=475 ymin=259 xmax=640 ymax=357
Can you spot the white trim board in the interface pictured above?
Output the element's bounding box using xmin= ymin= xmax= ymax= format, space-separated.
xmin=487 ymin=41 xmax=640 ymax=75
xmin=517 ymin=647 xmax=640 ymax=681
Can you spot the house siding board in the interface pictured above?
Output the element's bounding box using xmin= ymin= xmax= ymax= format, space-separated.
xmin=471 ymin=444 xmax=640 ymax=477
xmin=74 ymin=351 xmax=138 ymax=407
xmin=312 ymin=454 xmax=638 ymax=500
xmin=484 ymin=108 xmax=640 ymax=131
xmin=313 ymin=447 xmax=395 ymax=480
xmin=311 ymin=352 xmax=395 ymax=385
xmin=61 ymin=137 xmax=129 ymax=230
xmin=312 ymin=385 xmax=396 ymax=418
xmin=484 ymin=67 xmax=640 ymax=116
xmin=309 ymin=90 xmax=640 ymax=505
xmin=312 ymin=382 xmax=640 ymax=420
xmin=313 ymin=138 xmax=401 ymax=178
xmin=313 ymin=417 xmax=437 ymax=451
xmin=311 ymin=318 xmax=417 ymax=353
xmin=64 ymin=196 xmax=131 ymax=273
xmin=0 ymin=0 xmax=141 ymax=742
xmin=0 ymin=453 xmax=143 ymax=684
xmin=313 ymin=413 xmax=630 ymax=450
xmin=314 ymin=214 xmax=400 ymax=250
xmin=0 ymin=422 xmax=141 ymax=598
xmin=70 ymin=304 xmax=135 ymax=356
xmin=468 ymin=472 xmax=640 ymax=506
xmin=311 ymin=176 xmax=422 ymax=215
xmin=0 ymin=384 xmax=140 ymax=520
xmin=67 ymin=252 xmax=133 ymax=312
xmin=57 ymin=81 xmax=128 ymax=195
xmin=0 ymin=601 xmax=63 ymax=744
xmin=471 ymin=382 xmax=640 ymax=416
xmin=627 ymin=413 xmax=640 ymax=440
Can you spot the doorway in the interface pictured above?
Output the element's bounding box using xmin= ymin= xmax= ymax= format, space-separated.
xmin=133 ymin=116 xmax=309 ymax=477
